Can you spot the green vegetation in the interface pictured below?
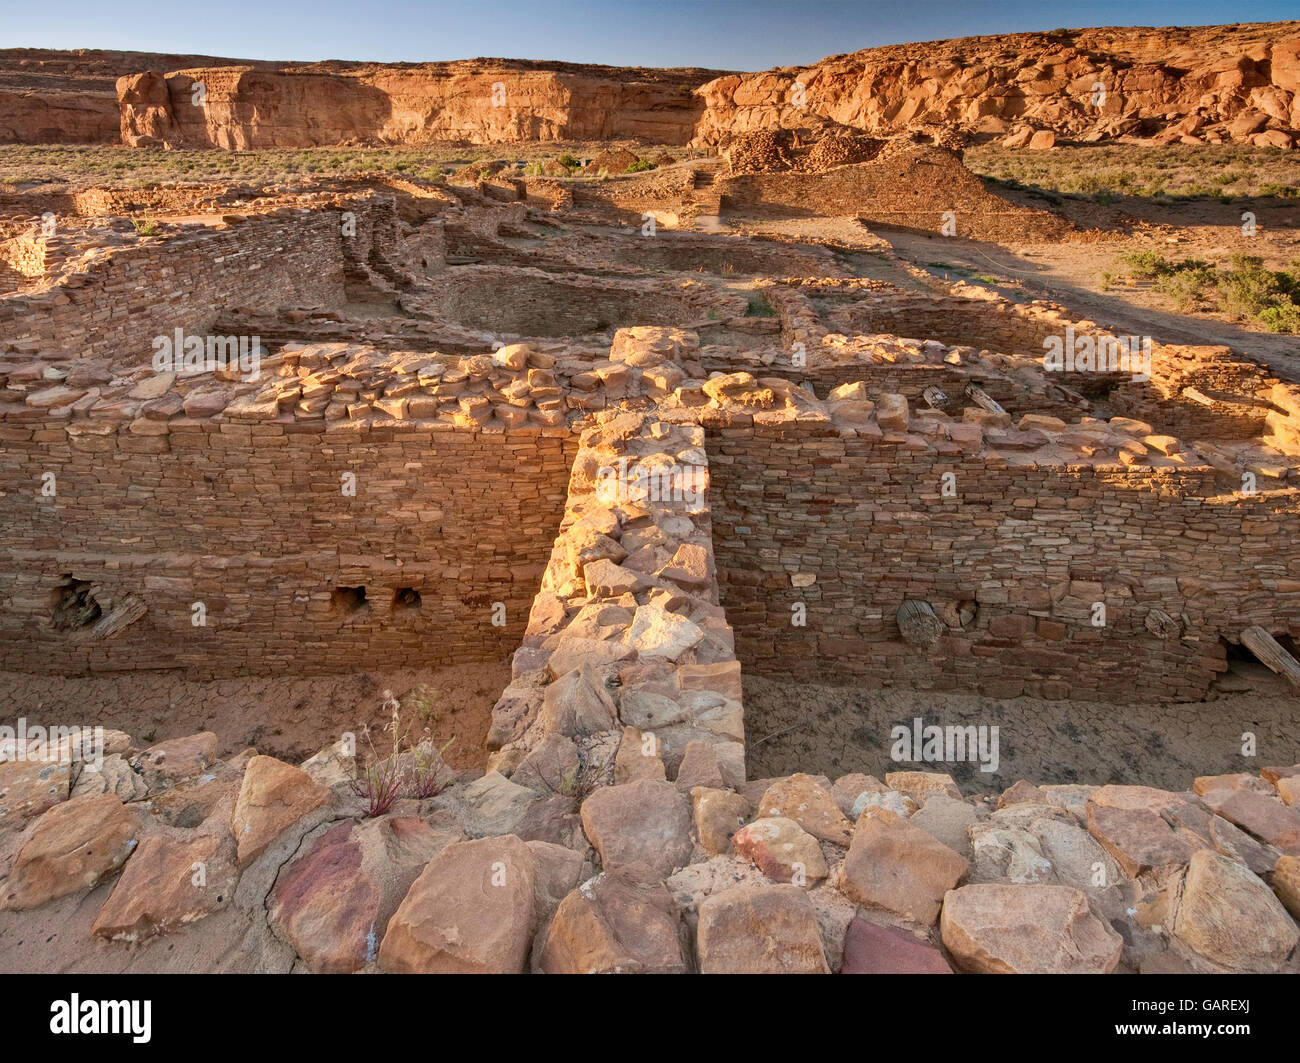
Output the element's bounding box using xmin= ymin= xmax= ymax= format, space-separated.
xmin=1256 ymin=182 xmax=1300 ymax=198
xmin=1104 ymin=250 xmax=1300 ymax=332
xmin=968 ymin=143 xmax=1300 ymax=200
xmin=744 ymin=293 xmax=777 ymax=318
xmin=624 ymin=159 xmax=656 ymax=173
xmin=0 ymin=142 xmax=687 ymax=189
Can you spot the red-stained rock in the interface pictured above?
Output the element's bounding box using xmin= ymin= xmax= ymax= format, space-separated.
xmin=840 ymin=915 xmax=953 ymax=974
xmin=268 ymin=816 xmax=460 ymax=973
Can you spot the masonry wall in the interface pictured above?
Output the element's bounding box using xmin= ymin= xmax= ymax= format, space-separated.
xmin=0 ymin=204 xmax=396 ymax=364
xmin=0 ymin=417 xmax=578 ymax=677
xmin=703 ymin=354 xmax=1084 ymax=419
xmin=824 ymin=293 xmax=1073 ymax=357
xmin=707 ymin=423 xmax=1300 ymax=703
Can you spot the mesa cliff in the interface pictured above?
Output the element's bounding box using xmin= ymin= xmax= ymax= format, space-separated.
xmin=2 ymin=22 xmax=1298 ymax=149
xmin=690 ymin=23 xmax=1300 ymax=149
xmin=116 ymin=59 xmax=733 ymax=148
xmin=0 ymin=48 xmax=275 ymax=143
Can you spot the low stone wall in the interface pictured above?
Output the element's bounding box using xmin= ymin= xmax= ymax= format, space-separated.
xmin=406 ymin=264 xmax=745 ymax=339
xmin=487 ymin=397 xmax=745 ymax=798
xmin=564 ymin=167 xmax=698 ymax=220
xmin=824 ymin=289 xmax=1077 ymax=356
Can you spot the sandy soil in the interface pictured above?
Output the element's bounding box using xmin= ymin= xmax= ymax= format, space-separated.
xmin=0 ymin=661 xmax=509 ymax=770
xmin=0 ymin=887 xmax=275 ymax=974
xmin=743 ymin=666 xmax=1299 ymax=793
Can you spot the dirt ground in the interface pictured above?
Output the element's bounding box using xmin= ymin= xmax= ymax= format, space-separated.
xmin=743 ymin=665 xmax=1299 ymax=793
xmin=0 ymin=661 xmax=510 ymax=770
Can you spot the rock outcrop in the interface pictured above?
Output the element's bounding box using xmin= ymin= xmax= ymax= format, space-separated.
xmin=7 ymin=23 xmax=1298 ymax=148
xmin=692 ymin=23 xmax=1300 ymax=149
xmin=116 ymin=59 xmax=731 ymax=149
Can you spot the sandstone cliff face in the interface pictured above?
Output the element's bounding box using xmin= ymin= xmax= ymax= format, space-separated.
xmin=0 ymin=48 xmax=273 ymax=144
xmin=118 ymin=61 xmax=727 ymax=148
xmin=691 ymin=23 xmax=1300 ymax=149
xmin=7 ymin=25 xmax=1300 ymax=148
xmin=0 ymin=89 xmax=119 ymax=144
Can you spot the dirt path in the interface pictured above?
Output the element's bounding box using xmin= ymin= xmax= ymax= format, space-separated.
xmin=879 ymin=213 xmax=1300 ymax=379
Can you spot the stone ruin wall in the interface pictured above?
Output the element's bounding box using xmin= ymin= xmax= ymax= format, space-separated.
xmin=782 ymin=285 xmax=1283 ymax=441
xmin=486 ymin=409 xmax=744 ymax=788
xmin=4 ymin=281 xmax=1300 ymax=705
xmin=3 ymin=186 xmax=1300 ymax=708
xmin=0 ymin=410 xmax=576 ymax=676
xmin=0 ymin=200 xmax=404 ymax=363
xmin=708 ymin=425 xmax=1300 ymax=702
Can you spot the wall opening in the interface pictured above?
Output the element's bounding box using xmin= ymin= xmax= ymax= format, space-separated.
xmin=330 ymin=586 xmax=369 ymax=616
xmin=391 ymin=587 xmax=422 ymax=612
xmin=49 ymin=576 xmax=102 ymax=632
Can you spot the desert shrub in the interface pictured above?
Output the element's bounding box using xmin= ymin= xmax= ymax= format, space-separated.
xmin=745 ymin=293 xmax=776 ymax=317
xmin=1258 ymin=301 xmax=1300 ymax=333
xmin=1153 ymin=265 xmax=1216 ymax=309
xmin=624 ymin=159 xmax=655 ymax=173
xmin=1216 ymin=257 xmax=1286 ymax=319
xmin=347 ymin=693 xmax=454 ymax=815
xmin=1118 ymin=250 xmax=1170 ymax=279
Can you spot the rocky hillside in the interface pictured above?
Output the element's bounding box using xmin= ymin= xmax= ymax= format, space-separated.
xmin=692 ymin=23 xmax=1300 ymax=149
xmin=3 ymin=23 xmax=1299 ymax=148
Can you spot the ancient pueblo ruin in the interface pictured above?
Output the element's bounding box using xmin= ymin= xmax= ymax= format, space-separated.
xmin=0 ymin=20 xmax=1299 ymax=981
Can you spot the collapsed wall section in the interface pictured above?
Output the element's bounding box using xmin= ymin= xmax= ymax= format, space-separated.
xmin=0 ymin=200 xmax=400 ymax=364
xmin=718 ymin=143 xmax=1074 ymax=243
xmin=487 ymin=384 xmax=744 ymax=795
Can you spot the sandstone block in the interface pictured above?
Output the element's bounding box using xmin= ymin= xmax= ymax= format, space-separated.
xmin=696 ymin=884 xmax=829 ymax=974
xmin=941 ymin=883 xmax=1123 ymax=973
xmin=378 ymin=835 xmax=535 ymax=974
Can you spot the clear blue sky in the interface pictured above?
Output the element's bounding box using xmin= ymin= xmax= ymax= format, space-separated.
xmin=1 ymin=0 xmax=1295 ymax=70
